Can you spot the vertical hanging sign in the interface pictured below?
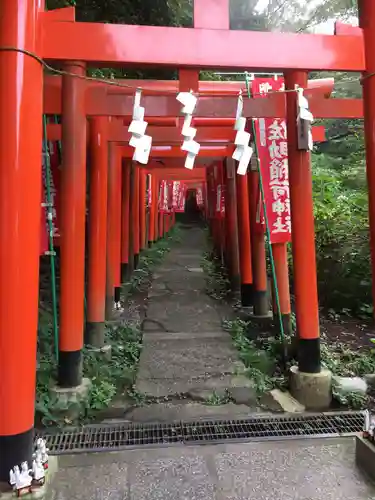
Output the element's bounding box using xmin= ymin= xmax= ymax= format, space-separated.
xmin=252 ymin=78 xmax=291 ymax=244
xmin=159 ymin=180 xmax=170 ymax=213
xmin=196 ymin=186 xmax=204 ymax=207
xmin=172 ymin=181 xmax=187 ymax=213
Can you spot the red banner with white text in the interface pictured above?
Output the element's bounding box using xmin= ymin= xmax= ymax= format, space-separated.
xmin=172 ymin=181 xmax=187 ymax=212
xmin=159 ymin=180 xmax=169 ymax=213
xmin=196 ymin=186 xmax=204 ymax=208
xmin=252 ymin=77 xmax=291 ymax=244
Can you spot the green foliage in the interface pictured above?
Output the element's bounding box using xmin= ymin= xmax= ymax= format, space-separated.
xmin=320 ymin=337 xmax=375 ymax=376
xmin=205 ymin=391 xmax=230 ymax=406
xmin=312 ymin=152 xmax=371 ymax=316
xmin=223 ymin=319 xmax=276 ymax=394
xmin=332 ymin=384 xmax=367 ymax=409
xmin=46 ymin=0 xmax=192 ymax=25
xmin=36 ymin=224 xmax=180 ymax=426
xmin=35 ymin=321 xmax=142 ymax=427
xmin=201 ymin=252 xmax=230 ymax=300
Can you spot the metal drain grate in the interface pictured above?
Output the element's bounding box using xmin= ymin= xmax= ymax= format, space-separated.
xmin=38 ymin=411 xmax=364 ymax=455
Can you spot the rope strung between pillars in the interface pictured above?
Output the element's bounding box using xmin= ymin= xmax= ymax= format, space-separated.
xmin=0 ymin=47 xmax=372 ymax=97
xmin=42 ymin=115 xmax=59 ymax=362
xmin=244 ymin=72 xmax=287 ymax=364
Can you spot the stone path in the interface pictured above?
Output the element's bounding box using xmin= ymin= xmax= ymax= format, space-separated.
xmin=47 ymin=225 xmax=375 ymax=499
xmin=131 ymin=224 xmax=259 ymax=420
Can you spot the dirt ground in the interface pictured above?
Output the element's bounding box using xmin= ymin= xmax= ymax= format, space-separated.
xmin=321 ymin=315 xmax=375 ymax=351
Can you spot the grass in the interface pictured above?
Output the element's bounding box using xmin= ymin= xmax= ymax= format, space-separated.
xmin=201 ymin=251 xmax=230 ymax=300
xmin=223 ymin=318 xmax=281 ymax=395
xmin=203 ymin=249 xmax=374 ymax=410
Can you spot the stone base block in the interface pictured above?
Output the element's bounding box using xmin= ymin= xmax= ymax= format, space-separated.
xmin=248 ymin=311 xmax=273 ymax=325
xmin=86 ymin=344 xmax=112 ymax=361
xmin=50 ymin=377 xmax=92 ymax=408
xmin=267 ymin=389 xmax=305 ymax=413
xmin=236 ymin=307 xmax=254 ymax=321
xmin=289 ymin=365 xmax=332 ymax=410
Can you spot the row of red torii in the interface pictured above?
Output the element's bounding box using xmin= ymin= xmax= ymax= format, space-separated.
xmin=0 ymin=0 xmax=375 ymax=484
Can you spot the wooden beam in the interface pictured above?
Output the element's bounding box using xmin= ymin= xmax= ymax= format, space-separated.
xmin=46 ymin=122 xmax=326 ymax=143
xmin=41 ymin=20 xmax=365 ymax=71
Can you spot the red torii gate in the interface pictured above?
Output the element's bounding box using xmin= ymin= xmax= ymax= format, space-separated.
xmin=0 ymin=0 xmax=373 ymax=481
xmin=43 ymin=74 xmax=350 ymax=328
xmin=42 ymin=73 xmax=358 ymax=326
xmin=43 ymin=75 xmax=335 ymax=145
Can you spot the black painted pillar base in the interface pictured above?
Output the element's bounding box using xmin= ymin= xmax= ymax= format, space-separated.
xmin=105 ymin=293 xmax=114 ymax=321
xmin=114 ymin=286 xmax=121 ymax=303
xmin=148 ymin=241 xmax=153 ymax=248
xmin=240 ymin=283 xmax=253 ymax=307
xmin=57 ymin=350 xmax=82 ymax=387
xmin=253 ymin=290 xmax=270 ymax=317
xmin=121 ymin=263 xmax=130 ymax=284
xmin=229 ymin=274 xmax=241 ymax=296
xmin=85 ymin=321 xmax=105 ymax=348
xmin=213 ymin=244 xmax=221 ymax=260
xmin=134 ymin=253 xmax=140 ymax=269
xmin=128 ymin=253 xmax=134 ymax=276
xmin=0 ymin=428 xmax=33 ymax=482
xmin=298 ymin=337 xmax=321 ymax=373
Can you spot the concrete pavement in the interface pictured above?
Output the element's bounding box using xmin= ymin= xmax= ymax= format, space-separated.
xmin=48 ymin=437 xmax=375 ymax=499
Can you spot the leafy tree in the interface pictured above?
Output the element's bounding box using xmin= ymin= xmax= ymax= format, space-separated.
xmin=46 ymin=0 xmax=192 ymax=26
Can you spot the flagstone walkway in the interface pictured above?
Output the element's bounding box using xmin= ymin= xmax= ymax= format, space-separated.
xmin=130 ymin=223 xmax=262 ymax=420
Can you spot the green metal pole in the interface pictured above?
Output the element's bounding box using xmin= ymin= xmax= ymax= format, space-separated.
xmin=244 ymin=73 xmax=287 ymax=355
xmin=42 ymin=115 xmax=59 ymax=362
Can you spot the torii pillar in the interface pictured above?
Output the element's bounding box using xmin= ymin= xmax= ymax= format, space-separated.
xmin=359 ymin=0 xmax=375 ymax=320
xmin=285 ymin=71 xmax=331 ymax=409
xmin=58 ymin=61 xmax=87 ymax=387
xmin=86 ymin=117 xmax=109 ymax=347
xmin=0 ymin=0 xmax=43 ymax=480
xmin=224 ymin=159 xmax=241 ymax=295
xmin=121 ymin=162 xmax=131 ymax=282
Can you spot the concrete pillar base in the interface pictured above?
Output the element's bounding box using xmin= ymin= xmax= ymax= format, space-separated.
xmin=289 ymin=365 xmax=332 ymax=410
xmin=355 ymin=436 xmax=375 ymax=482
xmin=247 ymin=311 xmax=273 ymax=327
xmin=250 ymin=311 xmax=273 ymax=320
xmin=86 ymin=344 xmax=112 ymax=361
xmin=237 ymin=306 xmax=254 ymax=321
xmin=50 ymin=377 xmax=92 ymax=410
